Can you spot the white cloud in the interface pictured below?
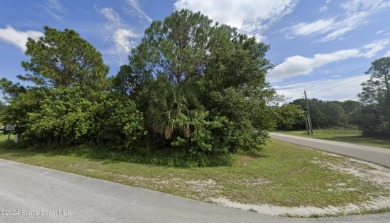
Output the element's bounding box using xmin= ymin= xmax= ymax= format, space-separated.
xmin=287 ymin=0 xmax=390 ymax=42
xmin=319 ymin=0 xmax=332 ymax=12
xmin=113 ymin=29 xmax=137 ymax=54
xmin=385 ymin=50 xmax=390 ymax=57
xmin=99 ymin=8 xmax=121 ymax=23
xmin=376 ymin=30 xmax=386 ymax=35
xmin=98 ymin=7 xmax=139 ymax=62
xmin=361 ymin=39 xmax=390 ymax=57
xmin=125 ymin=0 xmax=152 ymax=23
xmin=268 ymin=39 xmax=390 ymax=82
xmin=340 ymin=0 xmax=390 ymax=12
xmin=268 ymin=49 xmax=360 ymax=82
xmin=174 ymin=0 xmax=299 ymax=39
xmin=0 ymin=26 xmax=43 ymax=52
xmin=42 ymin=0 xmax=67 ymax=21
xmin=321 ymin=11 xmax=369 ymax=42
xmin=287 ymin=12 xmax=368 ymax=42
xmin=274 ymin=74 xmax=370 ymax=101
xmin=319 ymin=6 xmax=328 ymax=12
xmin=288 ymin=18 xmax=335 ymax=37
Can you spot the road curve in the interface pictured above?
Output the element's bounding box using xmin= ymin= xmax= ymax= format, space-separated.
xmin=1 ymin=159 xmax=390 ymax=223
xmin=269 ymin=133 xmax=390 ymax=168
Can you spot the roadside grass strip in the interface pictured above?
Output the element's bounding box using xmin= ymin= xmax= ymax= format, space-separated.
xmin=1 ymin=135 xmax=389 ymax=217
xmin=279 ymin=128 xmax=390 ymax=149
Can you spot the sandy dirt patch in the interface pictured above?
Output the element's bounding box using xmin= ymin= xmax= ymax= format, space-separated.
xmin=211 ymin=152 xmax=390 ymax=217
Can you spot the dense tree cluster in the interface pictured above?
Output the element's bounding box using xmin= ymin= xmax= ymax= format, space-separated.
xmin=357 ymin=57 xmax=390 ymax=137
xmin=290 ymin=99 xmax=351 ymax=129
xmin=113 ymin=10 xmax=277 ymax=155
xmin=0 ymin=27 xmax=145 ymax=150
xmin=0 ymin=10 xmax=281 ymax=165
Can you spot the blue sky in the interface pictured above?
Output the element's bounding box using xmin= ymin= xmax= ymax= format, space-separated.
xmin=1 ymin=0 xmax=390 ymax=102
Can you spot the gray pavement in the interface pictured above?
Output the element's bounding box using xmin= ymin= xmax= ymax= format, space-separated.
xmin=1 ymin=159 xmax=390 ymax=222
xmin=269 ymin=133 xmax=390 ymax=168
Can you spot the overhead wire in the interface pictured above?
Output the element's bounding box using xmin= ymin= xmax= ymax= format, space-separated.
xmin=304 ymin=64 xmax=369 ymax=94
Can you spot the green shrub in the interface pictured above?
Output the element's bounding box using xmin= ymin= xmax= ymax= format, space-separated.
xmin=23 ymin=87 xmax=146 ymax=148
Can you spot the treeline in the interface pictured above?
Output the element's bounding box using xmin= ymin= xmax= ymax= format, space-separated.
xmin=284 ymin=99 xmax=362 ymax=130
xmin=278 ymin=56 xmax=390 ymax=138
xmin=0 ymin=10 xmax=288 ymax=166
xmin=277 ymin=96 xmax=390 ymax=138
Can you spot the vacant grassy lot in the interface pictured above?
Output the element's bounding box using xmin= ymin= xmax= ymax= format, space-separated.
xmin=0 ymin=134 xmax=389 ymax=216
xmin=279 ymin=128 xmax=390 ymax=149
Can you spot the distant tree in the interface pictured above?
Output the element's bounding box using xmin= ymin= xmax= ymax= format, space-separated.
xmin=357 ymin=57 xmax=390 ymax=137
xmin=291 ymin=99 xmax=347 ymax=129
xmin=323 ymin=101 xmax=347 ymax=127
xmin=359 ymin=57 xmax=390 ymax=104
xmin=354 ymin=104 xmax=386 ymax=136
xmin=272 ymin=104 xmax=304 ymax=130
xmin=341 ymin=100 xmax=363 ymax=126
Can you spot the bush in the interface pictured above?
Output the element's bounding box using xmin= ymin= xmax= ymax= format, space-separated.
xmin=356 ymin=104 xmax=390 ymax=137
xmin=23 ymin=87 xmax=146 ymax=148
xmin=89 ymin=96 xmax=146 ymax=150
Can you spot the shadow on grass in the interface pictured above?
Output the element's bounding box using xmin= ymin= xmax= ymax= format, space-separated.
xmin=0 ymin=143 xmax=236 ymax=168
xmin=0 ymin=147 xmax=63 ymax=158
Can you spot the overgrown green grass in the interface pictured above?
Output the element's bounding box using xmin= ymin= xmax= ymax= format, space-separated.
xmin=1 ymin=134 xmax=389 ymax=212
xmin=279 ymin=128 xmax=390 ymax=149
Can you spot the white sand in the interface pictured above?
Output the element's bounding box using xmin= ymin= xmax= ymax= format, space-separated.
xmin=211 ymin=153 xmax=390 ymax=217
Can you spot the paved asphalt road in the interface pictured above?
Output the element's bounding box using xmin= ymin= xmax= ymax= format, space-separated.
xmin=1 ymin=159 xmax=390 ymax=222
xmin=269 ymin=133 xmax=390 ymax=168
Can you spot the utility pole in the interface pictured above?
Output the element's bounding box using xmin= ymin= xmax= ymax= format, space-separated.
xmin=304 ymin=90 xmax=313 ymax=135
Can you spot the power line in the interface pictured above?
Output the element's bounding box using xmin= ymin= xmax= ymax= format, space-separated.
xmin=303 ymin=64 xmax=369 ymax=94
xmin=309 ymin=74 xmax=368 ymax=94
